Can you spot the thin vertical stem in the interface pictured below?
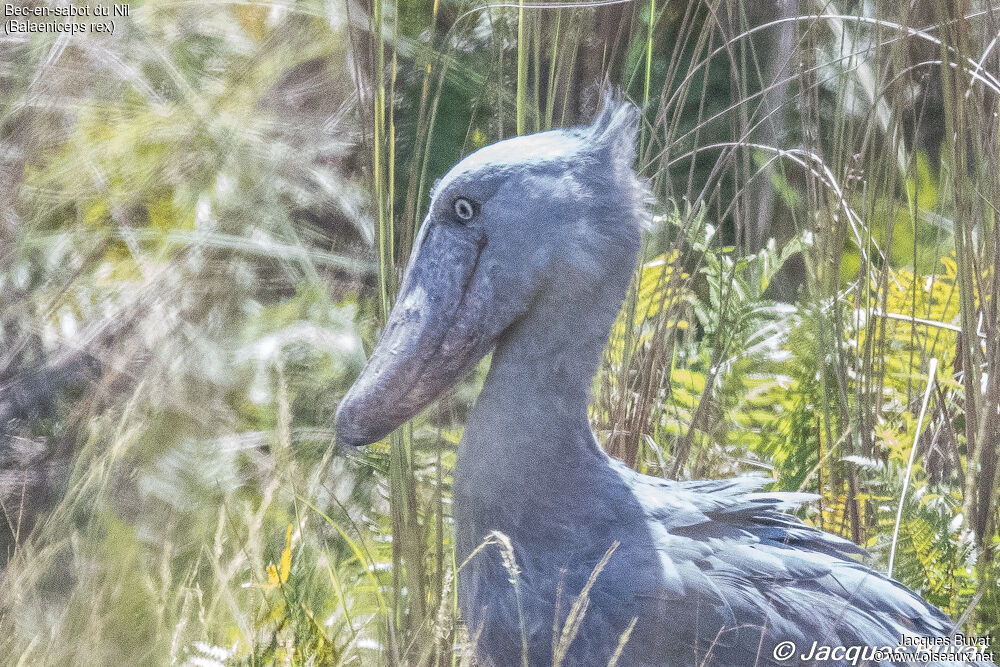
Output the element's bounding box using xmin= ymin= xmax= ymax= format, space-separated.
xmin=516 ymin=0 xmax=528 ymax=135
xmin=643 ymin=0 xmax=655 ymax=111
xmin=888 ymin=358 xmax=938 ymax=578
xmin=544 ymin=9 xmax=562 ymax=130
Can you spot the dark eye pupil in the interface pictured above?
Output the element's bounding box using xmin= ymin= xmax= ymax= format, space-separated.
xmin=454 ymin=198 xmax=474 ymax=220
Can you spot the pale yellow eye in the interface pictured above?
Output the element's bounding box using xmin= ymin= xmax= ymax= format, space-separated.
xmin=453 ymin=197 xmax=475 ymax=221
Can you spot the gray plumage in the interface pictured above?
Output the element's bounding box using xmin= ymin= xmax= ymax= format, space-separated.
xmin=336 ymin=95 xmax=993 ymax=666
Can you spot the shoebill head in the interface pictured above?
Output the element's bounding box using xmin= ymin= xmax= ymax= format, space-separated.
xmin=336 ymin=94 xmax=647 ymax=448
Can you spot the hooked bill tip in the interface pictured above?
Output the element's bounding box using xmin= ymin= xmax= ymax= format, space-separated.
xmin=333 ymin=397 xmax=381 ymax=450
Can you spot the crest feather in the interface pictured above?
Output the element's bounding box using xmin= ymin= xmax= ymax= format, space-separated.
xmin=584 ymin=88 xmax=651 ymax=231
xmin=589 ymin=88 xmax=641 ymax=167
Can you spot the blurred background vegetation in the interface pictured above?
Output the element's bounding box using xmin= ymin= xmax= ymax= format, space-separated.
xmin=1 ymin=0 xmax=999 ymax=664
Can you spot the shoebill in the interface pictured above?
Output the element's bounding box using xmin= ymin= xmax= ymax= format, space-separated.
xmin=335 ymin=95 xmax=994 ymax=667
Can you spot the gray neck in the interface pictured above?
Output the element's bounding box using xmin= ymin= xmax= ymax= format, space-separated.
xmin=454 ymin=272 xmax=630 ymax=530
xmin=475 ymin=290 xmax=611 ymax=439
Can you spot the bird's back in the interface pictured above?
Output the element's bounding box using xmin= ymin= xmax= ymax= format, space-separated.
xmin=612 ymin=464 xmax=992 ymax=667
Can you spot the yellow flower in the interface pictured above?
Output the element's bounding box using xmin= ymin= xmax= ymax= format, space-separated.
xmin=265 ymin=524 xmax=294 ymax=588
